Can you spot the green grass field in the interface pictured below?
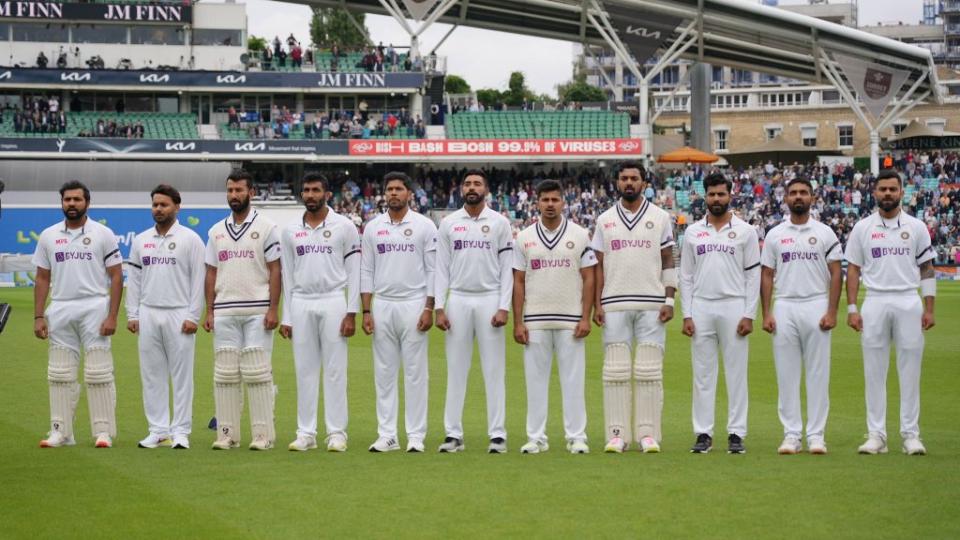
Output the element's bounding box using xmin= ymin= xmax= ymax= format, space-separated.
xmin=1 ymin=285 xmax=958 ymax=538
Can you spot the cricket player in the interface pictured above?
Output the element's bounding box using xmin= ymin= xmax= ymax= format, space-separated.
xmin=360 ymin=171 xmax=437 ymax=453
xmin=679 ymin=173 xmax=760 ymax=454
xmin=513 ymin=179 xmax=596 ymax=454
xmin=126 ymin=185 xmax=205 ymax=450
xmin=279 ymin=173 xmax=360 ymax=452
xmin=591 ymin=161 xmax=676 ymax=454
xmin=435 ymin=169 xmax=513 ymax=454
xmin=845 ymin=170 xmax=936 ymax=456
xmin=33 ymin=180 xmax=123 ymax=448
xmin=203 ymin=170 xmax=281 ymax=451
xmin=760 ymin=177 xmax=842 ymax=455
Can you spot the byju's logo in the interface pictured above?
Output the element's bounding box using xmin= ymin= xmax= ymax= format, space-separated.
xmin=140 ymin=74 xmax=170 ymax=83
xmin=61 ymin=72 xmax=91 ymax=82
xmin=234 ymin=142 xmax=266 ymax=152
xmin=216 ymin=74 xmax=246 ymax=84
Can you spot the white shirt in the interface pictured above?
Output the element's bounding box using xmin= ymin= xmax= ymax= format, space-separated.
xmin=760 ymin=218 xmax=842 ymax=301
xmin=844 ymin=210 xmax=935 ymax=293
xmin=434 ymin=206 xmax=513 ymax=311
xmin=679 ymin=214 xmax=761 ymax=319
xmin=280 ymin=208 xmax=361 ymax=325
xmin=204 ymin=209 xmax=281 ymax=267
xmin=360 ymin=209 xmax=438 ymax=299
xmin=32 ymin=218 xmax=122 ymax=302
xmin=125 ymin=221 xmax=206 ymax=322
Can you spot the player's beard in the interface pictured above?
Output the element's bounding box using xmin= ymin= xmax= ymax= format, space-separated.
xmin=229 ymin=195 xmax=250 ymax=214
xmin=789 ymin=200 xmax=810 ymax=216
xmin=464 ymin=192 xmax=483 ymax=205
xmin=62 ymin=205 xmax=86 ymax=222
xmin=304 ymin=199 xmax=322 ymax=212
xmin=153 ymin=212 xmax=175 ymax=227
xmin=708 ymin=202 xmax=728 ymax=217
xmin=877 ymin=196 xmax=900 ymax=212
xmin=620 ymin=190 xmax=640 ymax=203
xmin=387 ymin=197 xmax=406 ymax=211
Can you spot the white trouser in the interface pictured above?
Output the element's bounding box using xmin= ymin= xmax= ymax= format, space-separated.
xmin=138 ymin=305 xmax=195 ymax=437
xmin=602 ymin=309 xmax=666 ymax=347
xmin=861 ymin=293 xmax=924 ymax=438
xmin=372 ymin=296 xmax=429 ymax=440
xmin=772 ymin=297 xmax=830 ymax=441
xmin=290 ymin=292 xmax=348 ymax=439
xmin=524 ymin=328 xmax=587 ymax=443
xmin=691 ymin=297 xmax=749 ymax=438
xmin=46 ymin=297 xmax=110 ymax=353
xmin=443 ymin=292 xmax=506 ymax=441
xmin=213 ymin=313 xmax=275 ymax=354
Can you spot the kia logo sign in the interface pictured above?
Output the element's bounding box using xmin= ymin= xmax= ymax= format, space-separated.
xmin=61 ymin=72 xmax=91 ymax=82
xmin=140 ymin=74 xmax=170 ymax=83
xmin=353 ymin=142 xmax=373 ymax=153
xmin=165 ymin=142 xmax=196 ymax=151
xmin=234 ymin=142 xmax=265 ymax=151
xmin=216 ymin=75 xmax=246 ymax=84
xmin=0 ymin=71 xmax=11 ymax=80
xmin=624 ymin=25 xmax=662 ymax=40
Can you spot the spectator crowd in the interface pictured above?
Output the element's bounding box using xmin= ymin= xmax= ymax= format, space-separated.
xmin=231 ymin=101 xmax=425 ymax=140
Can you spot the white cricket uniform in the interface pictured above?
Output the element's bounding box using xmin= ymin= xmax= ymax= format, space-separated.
xmin=761 ymin=218 xmax=842 ymax=441
xmin=679 ymin=215 xmax=760 ymax=438
xmin=126 ymin=221 xmax=205 ymax=437
xmin=435 ymin=206 xmax=513 ymax=442
xmin=514 ymin=218 xmax=597 ymax=444
xmin=280 ymin=209 xmax=361 ymax=440
xmin=360 ymin=209 xmax=437 ymax=441
xmin=32 ymin=218 xmax=122 ymax=439
xmin=845 ymin=210 xmax=934 ymax=439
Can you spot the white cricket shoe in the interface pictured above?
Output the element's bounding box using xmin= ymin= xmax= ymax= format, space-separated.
xmin=902 ymin=436 xmax=927 ymax=456
xmin=807 ymin=437 xmax=827 ymax=455
xmin=211 ymin=435 xmax=239 ymax=450
xmin=567 ymin=440 xmax=590 ymax=454
xmin=94 ymin=433 xmax=113 ymax=448
xmin=520 ymin=440 xmax=549 ymax=454
xmin=487 ymin=437 xmax=507 ymax=454
xmin=778 ymin=435 xmax=802 ymax=455
xmin=438 ymin=437 xmax=464 ymax=453
xmin=639 ymin=436 xmax=661 ymax=454
xmin=858 ymin=433 xmax=888 ymax=455
xmin=249 ymin=435 xmax=273 ymax=451
xmin=39 ymin=431 xmax=75 ymax=448
xmin=138 ymin=433 xmax=171 ymax=449
xmin=406 ymin=437 xmax=425 ymax=453
xmin=171 ymin=434 xmax=190 ymax=449
xmin=368 ymin=437 xmax=400 ymax=453
xmin=604 ymin=437 xmax=627 ymax=453
xmin=288 ymin=435 xmax=317 ymax=452
xmin=326 ymin=433 xmax=347 ymax=452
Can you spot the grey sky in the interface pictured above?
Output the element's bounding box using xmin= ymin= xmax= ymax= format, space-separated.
xmin=241 ymin=0 xmax=926 ymax=95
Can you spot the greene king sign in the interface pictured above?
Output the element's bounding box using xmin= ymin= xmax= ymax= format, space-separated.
xmin=0 ymin=1 xmax=191 ymax=23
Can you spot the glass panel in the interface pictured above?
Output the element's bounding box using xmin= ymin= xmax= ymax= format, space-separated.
xmin=72 ymin=24 xmax=127 ymax=44
xmin=130 ymin=25 xmax=185 ymax=46
xmin=213 ymin=94 xmax=242 ymax=113
xmin=192 ymin=29 xmax=242 ymax=47
xmin=13 ymin=23 xmax=68 ymax=43
xmin=0 ymin=23 xmax=10 ymax=41
xmin=126 ymin=94 xmax=153 ymax=112
xmin=156 ymin=95 xmax=179 ymax=114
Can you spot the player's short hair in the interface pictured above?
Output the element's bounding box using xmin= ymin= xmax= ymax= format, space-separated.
xmin=535 ymin=179 xmax=563 ymax=197
xmin=226 ymin=169 xmax=254 ymax=190
xmin=301 ymin=172 xmax=329 ymax=191
xmin=616 ymin=160 xmax=646 ymax=180
xmin=59 ymin=179 xmax=90 ymax=202
xmin=383 ymin=171 xmax=413 ymax=191
xmin=786 ymin=177 xmax=813 ymax=194
xmin=876 ymin=169 xmax=902 ymax=186
xmin=461 ymin=169 xmax=488 ymax=186
xmin=702 ymin=173 xmax=731 ymax=194
xmin=150 ymin=184 xmax=181 ymax=205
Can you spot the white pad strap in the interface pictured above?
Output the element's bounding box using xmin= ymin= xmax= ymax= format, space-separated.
xmin=602 ymin=343 xmax=632 ymax=443
xmin=214 ymin=348 xmax=243 ymax=443
xmin=661 ymin=268 xmax=678 ymax=290
xmin=241 ymin=348 xmax=275 ymax=443
xmin=84 ymin=348 xmax=117 ymax=438
xmin=633 ymin=343 xmax=663 ymax=442
xmin=48 ymin=346 xmax=80 ymax=438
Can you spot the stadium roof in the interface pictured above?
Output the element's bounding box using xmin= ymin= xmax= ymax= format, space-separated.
xmin=289 ymin=0 xmax=942 ymax=104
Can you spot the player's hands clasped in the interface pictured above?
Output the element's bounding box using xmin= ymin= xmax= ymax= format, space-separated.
xmin=435 ymin=309 xmax=450 ymax=331
xmin=762 ymin=315 xmax=776 ymax=334
xmin=100 ymin=316 xmax=117 ymax=337
xmin=736 ymin=318 xmax=753 ymax=337
xmin=513 ymin=322 xmax=529 ymax=345
xmin=362 ymin=312 xmax=375 ymax=335
xmin=490 ymin=309 xmax=508 ymax=328
xmin=417 ymin=309 xmax=433 ymax=333
xmin=127 ymin=320 xmax=140 ymax=334
xmin=34 ymin=317 xmax=48 ymax=340
xmin=847 ymin=312 xmax=863 ymax=332
xmin=681 ymin=317 xmax=695 ymax=337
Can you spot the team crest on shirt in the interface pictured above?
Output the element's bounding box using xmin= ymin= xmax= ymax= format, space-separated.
xmin=808 ymin=237 xmax=817 ymax=245
xmin=168 ymin=242 xmax=176 ymax=250
xmin=565 ymin=241 xmax=575 ymax=249
xmin=404 ymin=229 xmax=413 ymax=237
xmin=645 ymin=221 xmax=654 ymax=229
xmin=323 ymin=230 xmax=332 ymax=239
xmin=251 ymin=232 xmax=260 ymax=239
xmin=727 ymin=231 xmax=737 ymax=239
xmin=82 ymin=237 xmax=91 ymax=245
xmin=481 ymin=225 xmax=490 ymax=234
xmin=901 ymin=231 xmax=910 ymax=240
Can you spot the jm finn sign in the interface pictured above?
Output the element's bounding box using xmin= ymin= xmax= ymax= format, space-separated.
xmin=0 ymin=1 xmax=191 ymax=23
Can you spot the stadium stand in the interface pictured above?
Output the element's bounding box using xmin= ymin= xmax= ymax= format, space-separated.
xmin=445 ymin=110 xmax=631 ymax=140
xmin=2 ymin=110 xmax=198 ymax=139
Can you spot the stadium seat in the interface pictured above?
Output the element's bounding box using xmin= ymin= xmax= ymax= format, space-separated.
xmin=445 ymin=111 xmax=630 ymax=139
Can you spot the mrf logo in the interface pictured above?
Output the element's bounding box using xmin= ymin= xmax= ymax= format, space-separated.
xmin=871 ymin=232 xmax=886 ymax=240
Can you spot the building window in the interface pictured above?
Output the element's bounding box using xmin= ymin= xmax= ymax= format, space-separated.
xmin=766 ymin=126 xmax=782 ymax=141
xmin=72 ymin=24 xmax=128 ymax=44
xmin=838 ymin=125 xmax=854 ymax=147
xmin=714 ymin=129 xmax=729 ymax=151
xmin=0 ymin=23 xmax=10 ymax=41
xmin=801 ymin=126 xmax=817 ymax=147
xmin=12 ymin=23 xmax=68 ymax=42
xmin=822 ymin=90 xmax=841 ymax=105
xmin=926 ymin=118 xmax=947 ymax=131
xmin=192 ymin=29 xmax=243 ymax=47
xmin=893 ymin=122 xmax=908 ymax=135
xmin=131 ymin=25 xmax=185 ymax=45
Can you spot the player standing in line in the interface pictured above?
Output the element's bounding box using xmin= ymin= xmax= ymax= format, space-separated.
xmin=203 ymin=170 xmax=281 ymax=451
xmin=845 ymin=170 xmax=936 ymax=456
xmin=760 ymin=177 xmax=842 ymax=455
xmin=33 ymin=180 xmax=123 ymax=448
xmin=279 ymin=173 xmax=360 ymax=452
xmin=513 ymin=180 xmax=596 ymax=454
xmin=679 ymin=173 xmax=760 ymax=454
xmin=434 ymin=169 xmax=513 ymax=454
xmin=591 ymin=161 xmax=676 ymax=454
xmin=360 ymin=172 xmax=438 ymax=453
xmin=126 ymin=185 xmax=205 ymax=450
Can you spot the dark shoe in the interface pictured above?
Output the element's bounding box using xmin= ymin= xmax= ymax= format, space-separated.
xmin=728 ymin=434 xmax=746 ymax=454
xmin=690 ymin=433 xmax=712 ymax=453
